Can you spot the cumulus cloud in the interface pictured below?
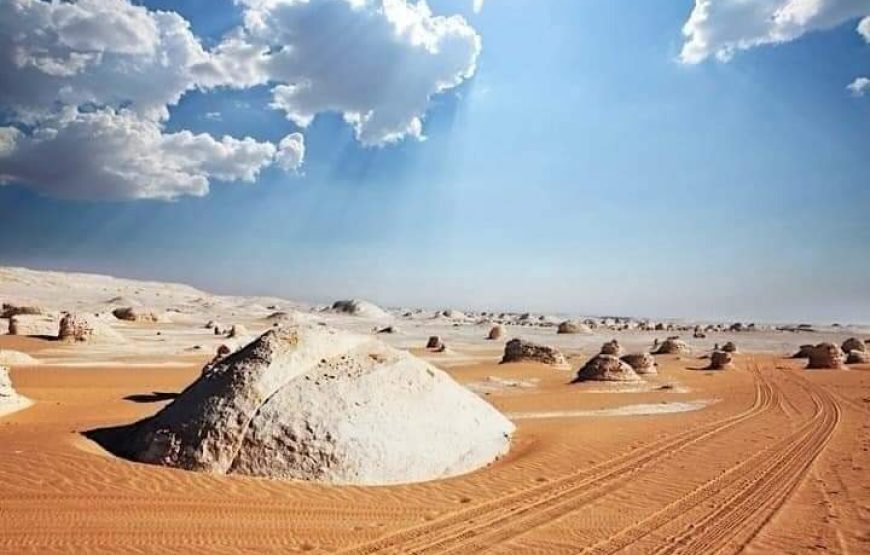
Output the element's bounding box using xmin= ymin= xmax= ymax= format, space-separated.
xmin=680 ymin=0 xmax=869 ymax=64
xmin=275 ymin=133 xmax=306 ymax=171
xmin=0 ymin=0 xmax=211 ymax=122
xmin=0 ymin=0 xmax=298 ymax=200
xmin=0 ymin=0 xmax=480 ymax=200
xmin=0 ymin=109 xmax=301 ymax=200
xmin=473 ymin=0 xmax=485 ymax=14
xmin=209 ymin=0 xmax=481 ymax=145
xmin=847 ymin=76 xmax=870 ymax=96
xmin=859 ymin=15 xmax=870 ymax=40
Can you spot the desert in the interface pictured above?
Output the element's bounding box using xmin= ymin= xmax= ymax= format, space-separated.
xmin=1 ymin=0 xmax=869 ymax=552
xmin=0 ymin=266 xmax=868 ymax=554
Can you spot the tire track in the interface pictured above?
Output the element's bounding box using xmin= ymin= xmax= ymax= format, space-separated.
xmin=337 ymin=366 xmax=775 ymax=555
xmin=579 ymin=367 xmax=840 ymax=555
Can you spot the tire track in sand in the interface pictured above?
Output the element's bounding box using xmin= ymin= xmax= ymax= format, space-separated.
xmin=338 ymin=366 xmax=776 ymax=555
xmin=579 ymin=367 xmax=840 ymax=555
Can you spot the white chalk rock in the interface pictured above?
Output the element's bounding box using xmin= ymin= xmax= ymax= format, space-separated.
xmin=329 ymin=299 xmax=391 ymax=320
xmin=59 ymin=313 xmax=124 ymax=343
xmin=7 ymin=314 xmax=60 ymax=337
xmin=109 ymin=325 xmax=514 ymax=485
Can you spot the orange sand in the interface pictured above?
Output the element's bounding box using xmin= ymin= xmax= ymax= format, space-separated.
xmin=0 ymin=336 xmax=868 ymax=554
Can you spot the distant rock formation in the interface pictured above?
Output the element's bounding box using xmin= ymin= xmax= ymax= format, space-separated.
xmin=792 ymin=344 xmax=814 ymax=359
xmin=7 ymin=314 xmax=59 ymax=337
xmin=721 ymin=341 xmax=737 ymax=353
xmin=621 ymin=353 xmax=657 ymax=375
xmin=707 ymin=351 xmax=734 ymax=370
xmin=227 ymin=324 xmax=248 ymax=339
xmin=501 ymin=339 xmax=567 ymax=366
xmin=440 ymin=309 xmax=468 ymax=320
xmin=264 ymin=311 xmax=292 ymax=323
xmin=841 ymin=337 xmax=865 ymax=354
xmin=653 ymin=338 xmax=690 ymax=355
xmin=846 ymin=350 xmax=868 ymax=364
xmin=426 ymin=336 xmax=444 ymax=350
xmin=557 ymin=320 xmax=589 ymax=334
xmin=574 ymin=354 xmax=642 ymax=382
xmin=112 ymin=306 xmax=167 ymax=323
xmin=600 ymin=339 xmax=624 ymax=357
xmin=806 ymin=343 xmax=845 ymax=369
xmin=329 ymin=300 xmax=390 ymax=320
xmin=89 ymin=326 xmax=514 ymax=485
xmin=58 ymin=313 xmax=123 ymax=343
xmin=487 ymin=324 xmax=505 ymax=340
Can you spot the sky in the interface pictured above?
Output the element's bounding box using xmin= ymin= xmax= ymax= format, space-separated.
xmin=0 ymin=0 xmax=869 ymax=323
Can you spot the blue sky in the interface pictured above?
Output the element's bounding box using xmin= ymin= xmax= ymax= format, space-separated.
xmin=0 ymin=0 xmax=868 ymax=323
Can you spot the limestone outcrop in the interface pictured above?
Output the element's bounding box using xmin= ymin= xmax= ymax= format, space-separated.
xmin=92 ymin=326 xmax=514 ymax=485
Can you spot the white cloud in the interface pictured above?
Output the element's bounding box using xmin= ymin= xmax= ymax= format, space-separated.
xmin=473 ymin=0 xmax=485 ymax=14
xmin=210 ymin=0 xmax=481 ymax=145
xmin=859 ymin=16 xmax=870 ymax=40
xmin=275 ymin=133 xmax=305 ymax=171
xmin=0 ymin=0 xmax=211 ymax=122
xmin=0 ymin=127 xmax=21 ymax=157
xmin=680 ymin=0 xmax=869 ymax=64
xmin=0 ymin=0 xmax=481 ymax=200
xmin=0 ymin=109 xmax=294 ymax=200
xmin=847 ymin=76 xmax=870 ymax=96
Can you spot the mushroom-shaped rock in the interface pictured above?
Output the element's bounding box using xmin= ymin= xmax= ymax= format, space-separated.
xmin=557 ymin=320 xmax=590 ymax=335
xmin=653 ymin=338 xmax=691 ymax=355
xmin=600 ymin=340 xmax=624 ymax=357
xmin=501 ymin=339 xmax=566 ymax=366
xmin=721 ymin=341 xmax=737 ymax=353
xmin=841 ymin=337 xmax=866 ymax=354
xmin=707 ymin=351 xmax=734 ymax=370
xmin=806 ymin=343 xmax=846 ymax=369
xmin=487 ymin=324 xmax=506 ymax=340
xmin=330 ymin=299 xmax=390 ymax=320
xmin=621 ymin=353 xmax=657 ymax=375
xmin=426 ymin=336 xmax=444 ymax=350
xmin=846 ymin=350 xmax=869 ymax=364
xmin=573 ymin=355 xmax=642 ymax=383
xmin=58 ymin=313 xmax=123 ymax=343
xmin=90 ymin=326 xmax=514 ymax=485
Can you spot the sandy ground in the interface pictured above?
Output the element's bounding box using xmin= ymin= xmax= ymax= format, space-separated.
xmin=1 ymin=267 xmax=869 ymax=554
xmin=1 ymin=333 xmax=868 ymax=554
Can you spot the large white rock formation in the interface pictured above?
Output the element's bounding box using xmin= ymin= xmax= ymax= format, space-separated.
xmin=98 ymin=325 xmax=514 ymax=485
